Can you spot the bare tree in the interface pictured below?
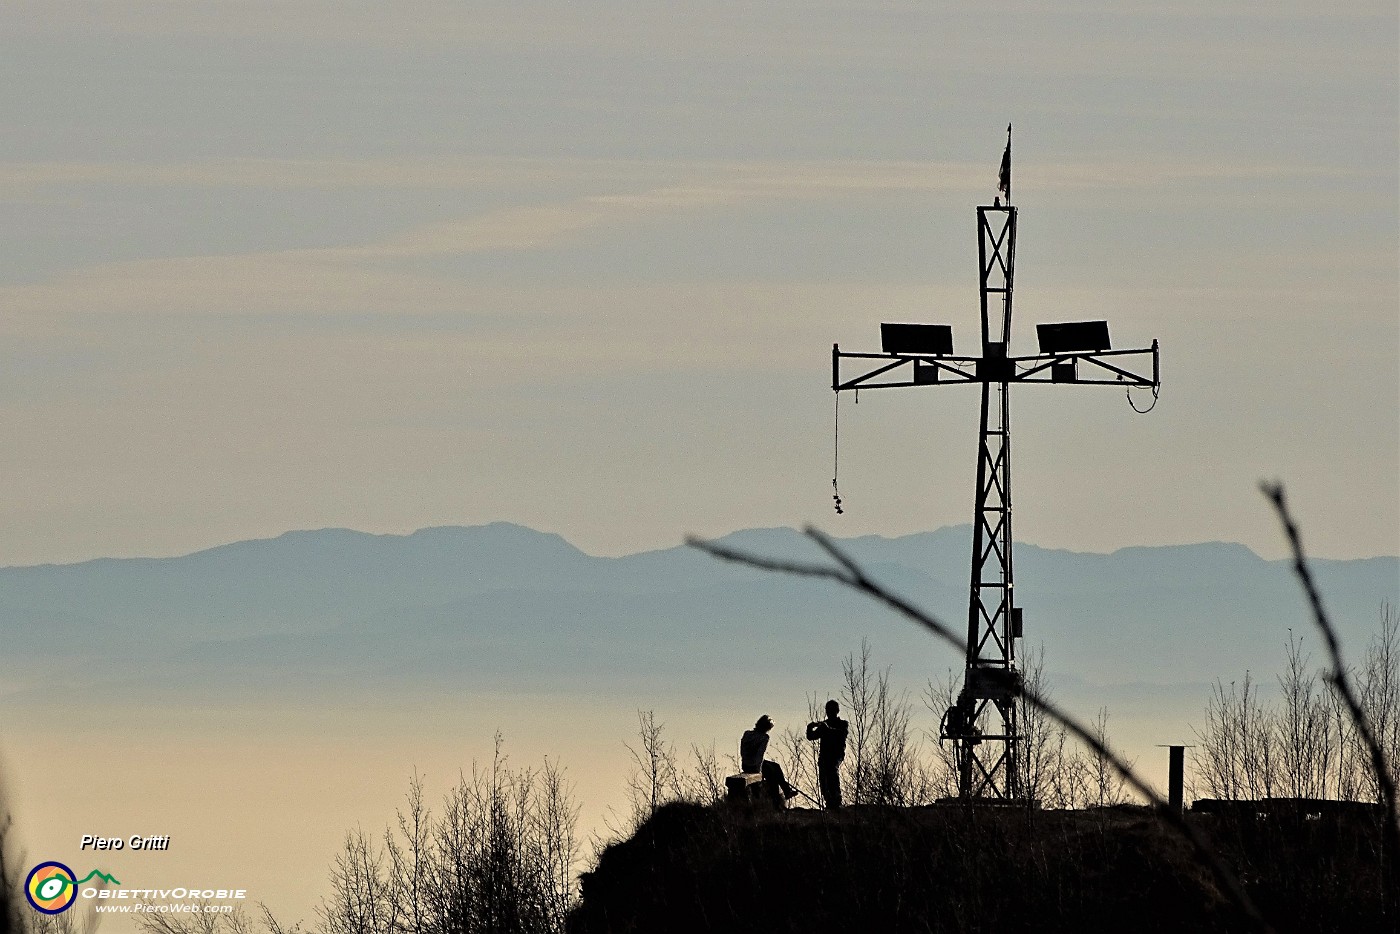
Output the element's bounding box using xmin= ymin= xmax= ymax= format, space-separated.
xmin=1194 ymin=609 xmax=1400 ymax=808
xmin=867 ymin=666 xmax=925 ymax=805
xmin=1360 ymin=603 xmax=1400 ymax=804
xmin=678 ymin=742 xmax=727 ymax=805
xmin=258 ymin=904 xmax=304 ymax=934
xmin=318 ymin=741 xmax=579 ymax=934
xmin=840 ymin=640 xmax=876 ymax=804
xmin=621 ymin=709 xmax=681 ymax=828
xmin=1194 ymin=679 xmax=1237 ymax=801
xmin=384 ymin=772 xmax=432 ymax=934
xmin=532 ymin=758 xmax=580 ymax=927
xmin=1193 ymin=673 xmax=1278 ymax=801
xmin=132 ymin=903 xmax=258 ymax=934
xmin=779 ymin=695 xmax=824 ymax=804
xmin=1326 ymin=668 xmax=1366 ymax=801
xmin=838 ymin=640 xmax=932 ymax=806
xmin=321 ymin=827 xmax=392 ymax=934
xmin=1276 ymin=631 xmax=1333 ymax=799
xmin=923 ymin=671 xmax=963 ymax=801
xmin=1017 ymin=645 xmax=1074 ymax=807
xmin=1085 ymin=709 xmax=1131 ymax=807
xmin=0 ymin=810 xmax=21 ymax=934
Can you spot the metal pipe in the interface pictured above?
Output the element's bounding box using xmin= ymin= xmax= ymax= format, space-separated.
xmin=1168 ymin=745 xmax=1185 ymax=814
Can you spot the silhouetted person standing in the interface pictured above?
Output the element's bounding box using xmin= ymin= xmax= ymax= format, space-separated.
xmin=807 ymin=699 xmax=849 ymax=808
xmin=740 ymin=715 xmax=799 ymax=803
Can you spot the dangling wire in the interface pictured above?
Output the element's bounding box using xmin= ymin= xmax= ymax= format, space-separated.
xmin=832 ymin=390 xmax=844 ymax=514
xmin=1127 ymin=382 xmax=1159 ymax=414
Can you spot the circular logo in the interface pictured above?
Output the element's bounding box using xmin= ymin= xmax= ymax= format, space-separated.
xmin=26 ymin=861 xmax=78 ymax=914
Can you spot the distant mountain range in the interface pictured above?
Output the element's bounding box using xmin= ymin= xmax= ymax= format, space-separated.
xmin=3 ymin=523 xmax=1395 ymax=711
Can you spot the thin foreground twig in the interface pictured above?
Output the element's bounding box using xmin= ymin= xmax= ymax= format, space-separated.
xmin=687 ymin=528 xmax=1271 ymax=932
xmin=1262 ymin=481 xmax=1400 ymax=917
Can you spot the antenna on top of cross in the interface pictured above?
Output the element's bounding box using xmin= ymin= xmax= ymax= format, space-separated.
xmin=996 ymin=123 xmax=1012 ymax=207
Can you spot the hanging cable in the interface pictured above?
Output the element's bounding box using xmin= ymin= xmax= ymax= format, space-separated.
xmin=832 ymin=390 xmax=844 ymax=514
xmin=1127 ymin=382 xmax=1159 ymax=414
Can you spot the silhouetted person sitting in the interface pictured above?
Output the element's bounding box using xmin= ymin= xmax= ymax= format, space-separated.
xmin=740 ymin=715 xmax=799 ymax=803
xmin=807 ymin=699 xmax=849 ymax=808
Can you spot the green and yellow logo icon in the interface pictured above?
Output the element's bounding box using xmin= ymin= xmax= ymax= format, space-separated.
xmin=25 ymin=863 xmax=120 ymax=914
xmin=26 ymin=861 xmax=78 ymax=914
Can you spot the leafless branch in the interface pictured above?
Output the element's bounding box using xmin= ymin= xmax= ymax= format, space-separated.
xmin=1262 ymin=481 xmax=1400 ymax=917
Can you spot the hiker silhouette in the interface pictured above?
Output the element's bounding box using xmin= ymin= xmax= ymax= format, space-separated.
xmin=740 ymin=715 xmax=799 ymax=803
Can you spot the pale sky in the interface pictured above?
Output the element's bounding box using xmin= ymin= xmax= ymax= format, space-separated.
xmin=1 ymin=1 xmax=1396 ymax=565
xmin=2 ymin=6 xmax=1397 ymax=928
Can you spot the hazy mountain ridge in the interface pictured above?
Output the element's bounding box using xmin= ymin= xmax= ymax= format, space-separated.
xmin=2 ymin=523 xmax=1395 ymax=708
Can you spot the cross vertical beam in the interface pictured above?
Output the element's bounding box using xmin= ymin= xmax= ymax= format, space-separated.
xmin=954 ymin=204 xmax=1022 ymax=799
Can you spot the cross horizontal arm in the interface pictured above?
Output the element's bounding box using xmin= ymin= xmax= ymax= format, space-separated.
xmin=834 ymin=340 xmax=1159 ymax=391
xmin=1009 ymin=345 xmax=1159 ymax=387
xmin=832 ymin=345 xmax=979 ymax=390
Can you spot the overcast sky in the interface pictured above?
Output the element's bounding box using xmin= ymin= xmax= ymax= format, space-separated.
xmin=1 ymin=1 xmax=1395 ymax=565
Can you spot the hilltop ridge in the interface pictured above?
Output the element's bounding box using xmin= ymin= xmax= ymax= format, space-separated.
xmin=570 ymin=801 xmax=1383 ymax=933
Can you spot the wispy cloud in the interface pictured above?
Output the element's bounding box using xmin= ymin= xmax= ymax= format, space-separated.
xmin=0 ymin=155 xmax=1366 ymax=323
xmin=0 ymin=158 xmax=652 ymax=193
xmin=0 ymin=158 xmax=989 ymax=210
xmin=0 ymin=155 xmax=1347 ymax=196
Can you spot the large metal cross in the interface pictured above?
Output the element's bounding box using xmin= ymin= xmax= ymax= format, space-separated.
xmin=830 ymin=139 xmax=1160 ymax=801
